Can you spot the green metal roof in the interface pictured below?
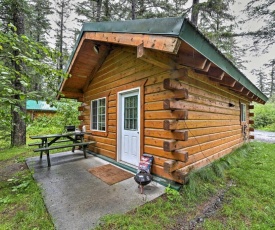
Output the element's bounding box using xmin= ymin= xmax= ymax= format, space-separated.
xmin=26 ymin=100 xmax=57 ymax=111
xmin=64 ymin=17 xmax=267 ymax=102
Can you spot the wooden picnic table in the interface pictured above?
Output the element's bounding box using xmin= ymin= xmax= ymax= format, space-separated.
xmin=29 ymin=132 xmax=95 ymax=167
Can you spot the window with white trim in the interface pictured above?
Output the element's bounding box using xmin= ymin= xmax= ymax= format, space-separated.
xmin=91 ymin=97 xmax=106 ymax=131
xmin=240 ymin=103 xmax=246 ymax=122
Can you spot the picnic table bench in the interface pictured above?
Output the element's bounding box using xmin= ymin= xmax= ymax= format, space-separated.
xmin=29 ymin=132 xmax=95 ymax=167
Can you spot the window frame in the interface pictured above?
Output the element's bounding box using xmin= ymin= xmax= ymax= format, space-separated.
xmin=240 ymin=103 xmax=247 ymax=123
xmin=90 ymin=97 xmax=106 ymax=132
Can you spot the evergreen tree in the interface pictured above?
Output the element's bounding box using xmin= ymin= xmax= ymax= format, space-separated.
xmin=28 ymin=0 xmax=53 ymax=44
xmin=191 ymin=0 xmax=199 ymax=25
xmin=244 ymin=0 xmax=275 ymax=51
xmin=0 ymin=0 xmax=67 ymax=146
xmin=54 ymin=0 xmax=72 ymax=71
xmin=264 ymin=59 xmax=275 ymax=97
xmin=253 ymin=68 xmax=269 ymax=96
xmin=74 ymin=0 xmax=112 ymax=24
xmin=193 ymin=0 xmax=245 ymax=69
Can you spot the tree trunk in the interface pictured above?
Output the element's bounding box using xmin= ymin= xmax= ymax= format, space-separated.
xmin=96 ymin=0 xmax=102 ymax=22
xmin=191 ymin=0 xmax=199 ymax=26
xmin=59 ymin=1 xmax=64 ymax=70
xmin=11 ymin=3 xmax=26 ymax=146
xmin=131 ymin=0 xmax=136 ymax=20
xmin=270 ymin=63 xmax=275 ymax=96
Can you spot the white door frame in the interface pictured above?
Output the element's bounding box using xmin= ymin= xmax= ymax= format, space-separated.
xmin=117 ymin=87 xmax=140 ymax=166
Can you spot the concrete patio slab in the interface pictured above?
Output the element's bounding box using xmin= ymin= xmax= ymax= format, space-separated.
xmin=26 ymin=151 xmax=166 ymax=230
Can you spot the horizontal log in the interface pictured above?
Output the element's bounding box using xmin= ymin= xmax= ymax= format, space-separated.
xmin=249 ymin=113 xmax=254 ymax=117
xmin=249 ymin=127 xmax=254 ymax=132
xmin=249 ymin=135 xmax=254 ymax=139
xmin=163 ymin=99 xmax=186 ymax=110
xmin=173 ymin=170 xmax=188 ymax=183
xmin=177 ymin=141 xmax=242 ymax=175
xmin=172 ymin=89 xmax=189 ymax=99
xmin=163 ymin=140 xmax=177 ymax=152
xmin=163 ymin=120 xmax=177 ymax=130
xmin=170 ymin=68 xmax=188 ymax=79
xmin=177 ymin=52 xmax=208 ymax=70
xmin=137 ymin=45 xmax=177 ymax=69
xmin=151 ymin=164 xmax=185 ymax=184
xmin=173 ymin=130 xmax=188 ymax=141
xmin=164 ymin=160 xmax=178 ymax=173
xmin=78 ymin=106 xmax=84 ymax=111
xmin=163 ymin=78 xmax=186 ymax=90
xmin=145 ymin=110 xmax=238 ymax=121
xmin=174 ymin=149 xmax=188 ymax=162
xmin=249 ymin=120 xmax=254 ymax=124
xmin=207 ymin=67 xmax=224 ymax=80
xmin=78 ymin=115 xmax=84 ymax=120
xmin=249 ymin=105 xmax=254 ymax=109
xmin=85 ymin=32 xmax=181 ymax=54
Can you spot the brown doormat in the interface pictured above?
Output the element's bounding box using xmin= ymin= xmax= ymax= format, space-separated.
xmin=88 ymin=164 xmax=133 ymax=185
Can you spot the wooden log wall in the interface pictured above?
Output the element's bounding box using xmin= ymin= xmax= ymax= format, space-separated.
xmin=80 ymin=46 xmax=252 ymax=184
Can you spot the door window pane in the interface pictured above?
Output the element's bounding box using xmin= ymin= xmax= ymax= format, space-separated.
xmin=124 ymin=95 xmax=138 ymax=130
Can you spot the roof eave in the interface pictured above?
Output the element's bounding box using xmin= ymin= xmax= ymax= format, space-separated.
xmin=179 ymin=20 xmax=268 ymax=103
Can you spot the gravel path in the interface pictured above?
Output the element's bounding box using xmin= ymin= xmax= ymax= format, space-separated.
xmin=254 ymin=130 xmax=275 ymax=143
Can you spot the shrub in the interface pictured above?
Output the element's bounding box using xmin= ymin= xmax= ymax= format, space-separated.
xmin=254 ymin=102 xmax=275 ymax=131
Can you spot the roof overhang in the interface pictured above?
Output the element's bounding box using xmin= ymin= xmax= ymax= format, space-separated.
xmin=59 ymin=17 xmax=267 ymax=104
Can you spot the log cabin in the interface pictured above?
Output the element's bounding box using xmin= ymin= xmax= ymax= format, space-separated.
xmin=27 ymin=100 xmax=57 ymax=121
xmin=58 ymin=18 xmax=267 ymax=184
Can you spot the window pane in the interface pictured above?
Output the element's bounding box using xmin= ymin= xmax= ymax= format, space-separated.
xmin=92 ymin=100 xmax=97 ymax=130
xmin=241 ymin=104 xmax=246 ymax=122
xmin=98 ymin=98 xmax=106 ymax=131
xmin=91 ymin=98 xmax=106 ymax=131
xmin=124 ymin=95 xmax=138 ymax=130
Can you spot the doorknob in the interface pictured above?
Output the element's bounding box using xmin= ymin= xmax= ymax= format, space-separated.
xmin=137 ymin=132 xmax=139 ymax=134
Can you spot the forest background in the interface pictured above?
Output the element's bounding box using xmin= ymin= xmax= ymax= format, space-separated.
xmin=0 ymin=0 xmax=274 ymax=148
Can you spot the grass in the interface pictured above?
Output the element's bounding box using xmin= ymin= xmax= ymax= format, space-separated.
xmin=0 ymin=146 xmax=54 ymax=230
xmin=96 ymin=142 xmax=275 ymax=229
xmin=1 ymin=141 xmax=275 ymax=229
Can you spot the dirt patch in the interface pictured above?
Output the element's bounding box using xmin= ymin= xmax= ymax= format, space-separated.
xmin=171 ymin=181 xmax=234 ymax=230
xmin=0 ymin=162 xmax=28 ymax=181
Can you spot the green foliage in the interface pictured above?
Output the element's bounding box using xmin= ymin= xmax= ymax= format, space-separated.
xmin=7 ymin=174 xmax=31 ymax=193
xmin=165 ymin=184 xmax=181 ymax=202
xmin=254 ymin=102 xmax=275 ymax=131
xmin=27 ymin=99 xmax=80 ymax=136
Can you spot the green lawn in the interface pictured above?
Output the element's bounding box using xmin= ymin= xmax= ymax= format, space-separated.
xmin=0 ymin=146 xmax=54 ymax=230
xmin=1 ymin=141 xmax=275 ymax=229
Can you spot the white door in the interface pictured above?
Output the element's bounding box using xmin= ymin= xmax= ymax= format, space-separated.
xmin=119 ymin=89 xmax=140 ymax=166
